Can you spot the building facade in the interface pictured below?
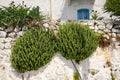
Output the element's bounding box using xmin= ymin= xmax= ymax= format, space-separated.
xmin=0 ymin=0 xmax=108 ymax=20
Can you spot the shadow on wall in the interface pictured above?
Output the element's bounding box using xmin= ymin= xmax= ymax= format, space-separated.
xmin=58 ymin=0 xmax=95 ymax=20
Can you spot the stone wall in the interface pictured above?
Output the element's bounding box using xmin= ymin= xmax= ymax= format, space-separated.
xmin=0 ymin=20 xmax=120 ymax=80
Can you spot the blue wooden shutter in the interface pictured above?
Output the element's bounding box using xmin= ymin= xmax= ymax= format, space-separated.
xmin=77 ymin=9 xmax=89 ymax=20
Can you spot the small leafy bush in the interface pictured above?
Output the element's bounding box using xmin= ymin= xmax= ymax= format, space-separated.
xmin=0 ymin=1 xmax=29 ymax=29
xmin=57 ymin=23 xmax=100 ymax=61
xmin=0 ymin=1 xmax=44 ymax=30
xmin=10 ymin=28 xmax=56 ymax=73
xmin=104 ymin=0 xmax=120 ymax=16
xmin=91 ymin=10 xmax=103 ymax=20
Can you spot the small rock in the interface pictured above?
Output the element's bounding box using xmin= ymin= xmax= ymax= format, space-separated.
xmin=43 ymin=23 xmax=49 ymax=28
xmin=87 ymin=21 xmax=93 ymax=26
xmin=0 ymin=38 xmax=5 ymax=43
xmin=98 ymin=26 xmax=105 ymax=30
xmin=14 ymin=27 xmax=21 ymax=32
xmin=0 ymin=31 xmax=6 ymax=38
xmin=112 ymin=33 xmax=117 ymax=38
xmin=17 ymin=31 xmax=24 ymax=36
xmin=89 ymin=26 xmax=94 ymax=30
xmin=5 ymin=27 xmax=13 ymax=33
xmin=94 ymin=26 xmax=98 ymax=32
xmin=97 ymin=30 xmax=104 ymax=34
xmin=112 ymin=29 xmax=120 ymax=33
xmin=8 ymin=32 xmax=17 ymax=38
xmin=104 ymin=28 xmax=111 ymax=33
xmin=116 ymin=34 xmax=120 ymax=37
xmin=4 ymin=43 xmax=11 ymax=49
xmin=0 ymin=43 xmax=4 ymax=49
xmin=106 ymin=23 xmax=112 ymax=29
xmin=4 ymin=38 xmax=12 ymax=43
xmin=103 ymin=34 xmax=110 ymax=39
xmin=108 ymin=33 xmax=112 ymax=37
xmin=111 ymin=38 xmax=116 ymax=42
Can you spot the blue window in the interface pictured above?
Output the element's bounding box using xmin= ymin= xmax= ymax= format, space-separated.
xmin=77 ymin=9 xmax=89 ymax=20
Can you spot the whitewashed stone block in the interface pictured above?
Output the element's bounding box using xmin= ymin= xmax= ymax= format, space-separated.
xmin=98 ymin=26 xmax=105 ymax=30
xmin=0 ymin=43 xmax=4 ymax=50
xmin=17 ymin=31 xmax=24 ymax=36
xmin=112 ymin=33 xmax=117 ymax=38
xmin=0 ymin=31 xmax=6 ymax=38
xmin=4 ymin=43 xmax=11 ymax=49
xmin=8 ymin=32 xmax=17 ymax=38
xmin=43 ymin=23 xmax=49 ymax=28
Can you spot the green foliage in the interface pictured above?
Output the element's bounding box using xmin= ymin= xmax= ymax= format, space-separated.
xmin=10 ymin=28 xmax=57 ymax=73
xmin=73 ymin=72 xmax=79 ymax=80
xmin=57 ymin=23 xmax=100 ymax=61
xmin=91 ymin=10 xmax=103 ymax=20
xmin=0 ymin=1 xmax=44 ymax=29
xmin=28 ymin=6 xmax=44 ymax=21
xmin=104 ymin=0 xmax=120 ymax=16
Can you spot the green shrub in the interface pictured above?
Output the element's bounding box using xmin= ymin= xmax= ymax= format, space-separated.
xmin=104 ymin=0 xmax=120 ymax=16
xmin=57 ymin=23 xmax=100 ymax=61
xmin=0 ymin=1 xmax=44 ymax=30
xmin=10 ymin=28 xmax=57 ymax=73
xmin=91 ymin=10 xmax=103 ymax=20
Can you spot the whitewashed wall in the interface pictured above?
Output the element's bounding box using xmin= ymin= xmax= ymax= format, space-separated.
xmin=0 ymin=0 xmax=109 ymax=20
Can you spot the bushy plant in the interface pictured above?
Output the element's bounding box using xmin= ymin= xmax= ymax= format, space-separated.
xmin=57 ymin=23 xmax=100 ymax=61
xmin=104 ymin=0 xmax=120 ymax=16
xmin=91 ymin=10 xmax=103 ymax=20
xmin=10 ymin=28 xmax=57 ymax=73
xmin=0 ymin=1 xmax=44 ymax=30
xmin=0 ymin=1 xmax=29 ymax=29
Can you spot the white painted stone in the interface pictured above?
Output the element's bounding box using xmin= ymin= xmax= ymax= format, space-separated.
xmin=98 ymin=26 xmax=105 ymax=30
xmin=104 ymin=28 xmax=111 ymax=33
xmin=111 ymin=49 xmax=120 ymax=66
xmin=14 ymin=27 xmax=21 ymax=32
xmin=4 ymin=43 xmax=11 ymax=49
xmin=8 ymin=32 xmax=17 ymax=38
xmin=116 ymin=34 xmax=120 ymax=37
xmin=0 ymin=43 xmax=5 ymax=50
xmin=0 ymin=31 xmax=6 ymax=38
xmin=111 ymin=38 xmax=116 ymax=42
xmin=5 ymin=27 xmax=13 ymax=32
xmin=106 ymin=23 xmax=112 ymax=29
xmin=112 ymin=29 xmax=120 ymax=33
xmin=97 ymin=30 xmax=104 ymax=34
xmin=103 ymin=34 xmax=110 ymax=40
xmin=4 ymin=38 xmax=13 ymax=43
xmin=94 ymin=26 xmax=98 ymax=32
xmin=113 ymin=70 xmax=120 ymax=80
xmin=88 ymin=21 xmax=94 ymax=26
xmin=89 ymin=26 xmax=94 ymax=30
xmin=111 ymin=33 xmax=117 ymax=38
xmin=0 ymin=38 xmax=5 ymax=43
xmin=17 ymin=31 xmax=24 ymax=36
xmin=93 ymin=68 xmax=111 ymax=80
xmin=43 ymin=23 xmax=49 ymax=28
